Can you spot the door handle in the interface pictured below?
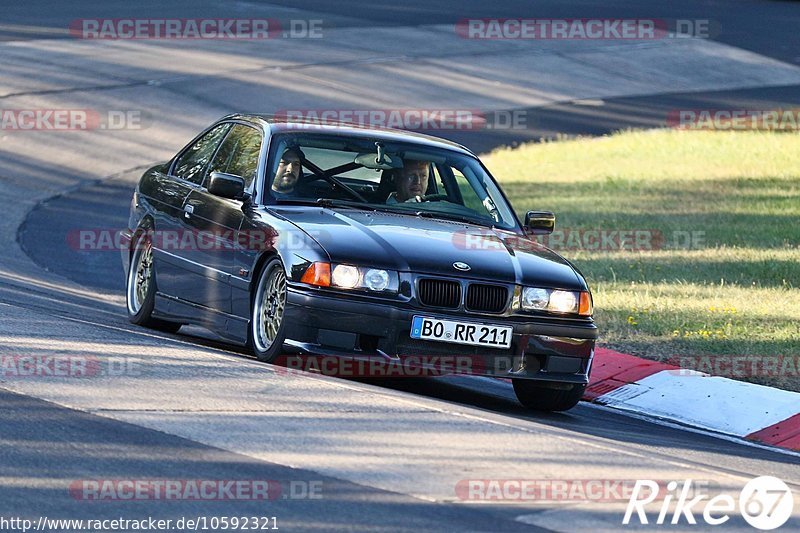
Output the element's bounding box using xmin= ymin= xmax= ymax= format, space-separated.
xmin=184 ymin=204 xmax=194 ymax=218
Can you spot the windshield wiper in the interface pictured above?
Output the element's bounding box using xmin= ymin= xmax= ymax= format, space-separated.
xmin=275 ymin=199 xmax=494 ymax=226
xmin=413 ymin=210 xmax=492 ymax=226
xmin=379 ymin=206 xmax=494 ymax=227
xmin=274 ymin=198 xmax=377 ymax=211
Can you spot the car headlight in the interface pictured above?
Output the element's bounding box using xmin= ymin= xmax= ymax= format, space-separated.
xmin=549 ymin=290 xmax=577 ymax=313
xmin=521 ymin=287 xmax=593 ymax=316
xmin=332 ymin=264 xmax=361 ymax=289
xmin=363 ymin=268 xmax=391 ymax=291
xmin=302 ymin=262 xmax=399 ymax=293
xmin=521 ymin=287 xmax=549 ymax=310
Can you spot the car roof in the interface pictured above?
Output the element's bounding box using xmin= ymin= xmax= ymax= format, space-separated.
xmin=222 ymin=113 xmax=477 ymax=157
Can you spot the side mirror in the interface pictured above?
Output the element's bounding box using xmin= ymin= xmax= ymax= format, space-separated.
xmin=524 ymin=211 xmax=555 ymax=235
xmin=207 ymin=172 xmax=246 ymax=200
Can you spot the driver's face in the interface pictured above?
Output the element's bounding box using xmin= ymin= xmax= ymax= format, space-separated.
xmin=272 ymin=151 xmax=301 ymax=193
xmin=395 ymin=162 xmax=429 ymax=201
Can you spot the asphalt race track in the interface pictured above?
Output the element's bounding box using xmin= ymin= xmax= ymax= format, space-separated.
xmin=2 ymin=1 xmax=800 ymax=531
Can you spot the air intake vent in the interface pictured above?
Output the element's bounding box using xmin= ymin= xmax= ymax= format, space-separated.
xmin=466 ymin=284 xmax=508 ymax=313
xmin=418 ymin=279 xmax=461 ymax=308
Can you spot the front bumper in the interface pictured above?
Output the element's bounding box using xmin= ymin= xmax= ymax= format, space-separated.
xmin=283 ymin=286 xmax=597 ymax=383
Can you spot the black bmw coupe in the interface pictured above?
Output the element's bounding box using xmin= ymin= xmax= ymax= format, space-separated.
xmin=121 ymin=114 xmax=597 ymax=411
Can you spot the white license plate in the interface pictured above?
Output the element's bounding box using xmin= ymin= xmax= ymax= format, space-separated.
xmin=410 ymin=316 xmax=513 ymax=349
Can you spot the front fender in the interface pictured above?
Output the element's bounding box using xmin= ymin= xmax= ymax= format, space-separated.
xmin=231 ymin=209 xmax=329 ymax=318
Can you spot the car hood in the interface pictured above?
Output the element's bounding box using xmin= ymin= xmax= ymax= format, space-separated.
xmin=273 ymin=207 xmax=585 ymax=290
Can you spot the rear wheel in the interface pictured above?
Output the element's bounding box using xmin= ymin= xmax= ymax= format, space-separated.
xmin=249 ymin=258 xmax=288 ymax=363
xmin=512 ymin=380 xmax=585 ymax=412
xmin=126 ymin=232 xmax=181 ymax=333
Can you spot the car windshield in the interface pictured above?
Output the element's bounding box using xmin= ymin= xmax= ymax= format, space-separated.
xmin=265 ymin=133 xmax=519 ymax=230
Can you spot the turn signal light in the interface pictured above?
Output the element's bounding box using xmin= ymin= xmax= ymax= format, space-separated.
xmin=578 ymin=291 xmax=593 ymax=316
xmin=300 ymin=262 xmax=331 ymax=287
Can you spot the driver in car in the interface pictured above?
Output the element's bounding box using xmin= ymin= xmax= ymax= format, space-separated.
xmin=271 ymin=147 xmax=303 ymax=194
xmin=387 ymin=159 xmax=429 ymax=203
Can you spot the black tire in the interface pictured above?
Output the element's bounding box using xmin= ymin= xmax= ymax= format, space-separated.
xmin=512 ymin=380 xmax=586 ymax=412
xmin=126 ymin=231 xmax=182 ymax=333
xmin=248 ymin=258 xmax=288 ymax=363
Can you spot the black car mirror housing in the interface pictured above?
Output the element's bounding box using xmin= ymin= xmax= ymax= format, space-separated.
xmin=208 ymin=171 xmax=247 ymax=200
xmin=525 ymin=211 xmax=555 ymax=235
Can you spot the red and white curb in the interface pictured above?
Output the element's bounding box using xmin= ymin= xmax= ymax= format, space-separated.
xmin=585 ymin=348 xmax=800 ymax=452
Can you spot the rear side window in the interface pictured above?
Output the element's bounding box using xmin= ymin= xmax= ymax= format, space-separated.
xmin=172 ymin=123 xmax=230 ymax=185
xmin=206 ymin=124 xmax=263 ymax=188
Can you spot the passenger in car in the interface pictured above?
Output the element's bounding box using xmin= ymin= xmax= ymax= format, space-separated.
xmin=271 ymin=147 xmax=304 ymax=194
xmin=386 ymin=159 xmax=430 ymax=203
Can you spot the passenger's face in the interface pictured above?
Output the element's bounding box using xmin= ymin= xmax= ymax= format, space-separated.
xmin=273 ymin=151 xmax=301 ymax=193
xmin=396 ymin=162 xmax=429 ymax=201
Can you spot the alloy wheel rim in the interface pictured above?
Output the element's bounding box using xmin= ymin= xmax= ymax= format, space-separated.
xmin=127 ymin=240 xmax=152 ymax=314
xmin=254 ymin=266 xmax=286 ymax=352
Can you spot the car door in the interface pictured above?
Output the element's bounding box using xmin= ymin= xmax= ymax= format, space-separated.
xmin=180 ymin=123 xmax=264 ymax=314
xmin=151 ymin=122 xmax=231 ymax=297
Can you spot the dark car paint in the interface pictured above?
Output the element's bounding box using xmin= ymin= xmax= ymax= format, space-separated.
xmin=273 ymin=208 xmax=586 ymax=289
xmin=123 ymin=114 xmax=597 ymax=381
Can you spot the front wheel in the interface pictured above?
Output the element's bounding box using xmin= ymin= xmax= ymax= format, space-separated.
xmin=248 ymin=258 xmax=288 ymax=363
xmin=512 ymin=380 xmax=586 ymax=412
xmin=126 ymin=233 xmax=181 ymax=333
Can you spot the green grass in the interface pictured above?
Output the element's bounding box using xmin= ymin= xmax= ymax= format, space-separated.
xmin=483 ymin=129 xmax=800 ymax=391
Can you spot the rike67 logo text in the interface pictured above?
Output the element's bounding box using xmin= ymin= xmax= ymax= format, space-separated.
xmin=624 ymin=477 xmax=794 ymax=530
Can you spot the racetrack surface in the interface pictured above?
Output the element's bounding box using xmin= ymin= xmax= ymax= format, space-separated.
xmin=3 ymin=1 xmax=800 ymax=530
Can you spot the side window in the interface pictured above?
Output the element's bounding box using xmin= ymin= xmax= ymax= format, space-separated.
xmin=429 ymin=163 xmax=446 ymax=195
xmin=172 ymin=123 xmax=230 ymax=185
xmin=452 ymin=167 xmax=485 ymax=213
xmin=206 ymin=124 xmax=262 ymax=188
